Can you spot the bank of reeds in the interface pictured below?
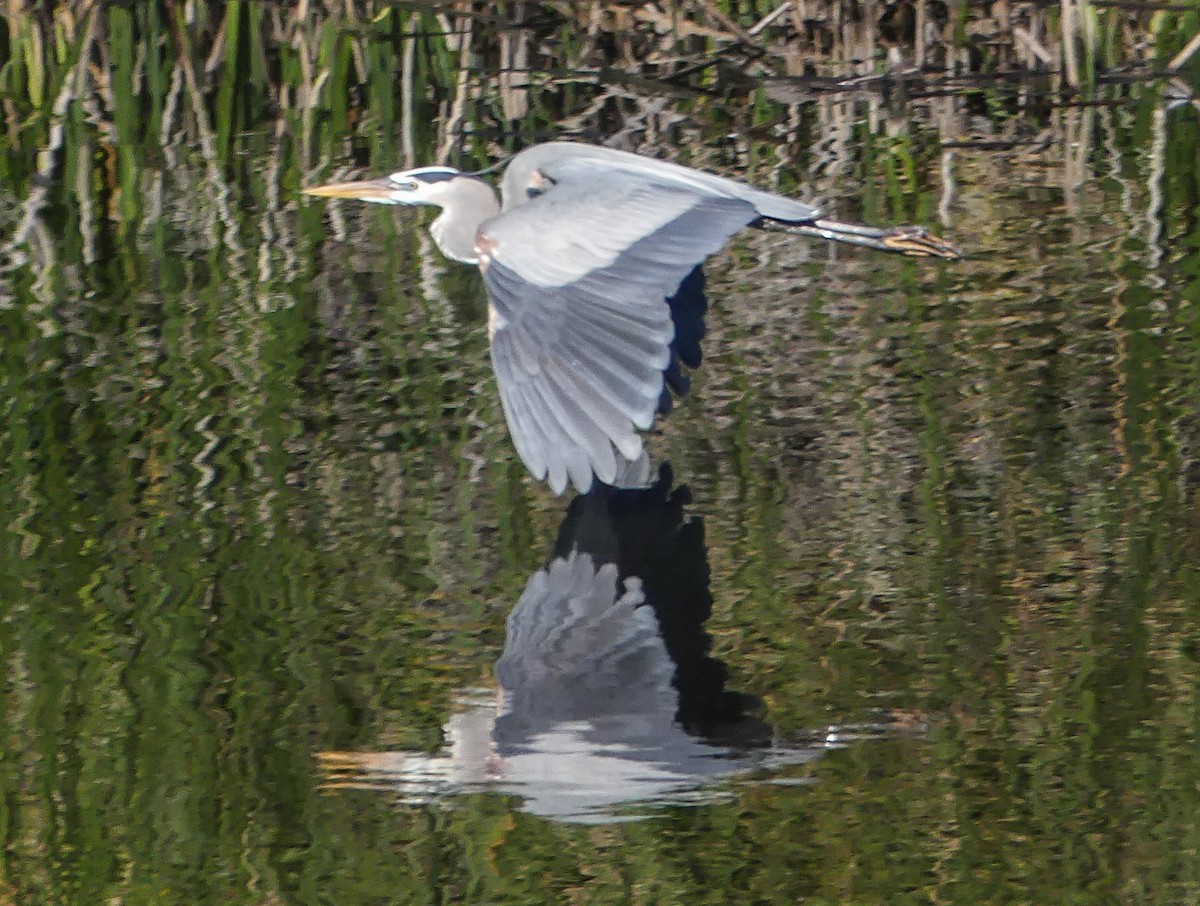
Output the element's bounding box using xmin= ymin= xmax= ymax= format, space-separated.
xmin=2 ymin=3 xmax=1196 ymax=157
xmin=0 ymin=1 xmax=1195 ymax=287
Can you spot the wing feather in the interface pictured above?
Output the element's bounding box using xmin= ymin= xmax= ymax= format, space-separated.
xmin=528 ymin=371 xmax=616 ymax=488
xmin=556 ymin=329 xmax=664 ymax=411
xmin=541 ymin=359 xmax=642 ymax=461
xmin=482 ymin=166 xmax=759 ymax=492
xmin=568 ymin=310 xmax=672 ymax=374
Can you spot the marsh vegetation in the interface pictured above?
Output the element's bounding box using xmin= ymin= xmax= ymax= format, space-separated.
xmin=2 ymin=2 xmax=1199 ymax=904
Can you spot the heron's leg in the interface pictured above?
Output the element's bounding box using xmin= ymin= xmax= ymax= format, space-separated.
xmin=784 ymin=219 xmax=961 ymax=259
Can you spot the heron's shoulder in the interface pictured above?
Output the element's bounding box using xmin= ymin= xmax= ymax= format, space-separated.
xmin=507 ymin=142 xmax=653 ymax=180
xmin=509 ymin=141 xmax=607 ymax=163
xmin=499 ymin=143 xmax=673 ymax=210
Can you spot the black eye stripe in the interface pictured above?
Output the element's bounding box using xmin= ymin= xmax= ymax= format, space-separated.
xmin=390 ymin=168 xmax=460 ymax=186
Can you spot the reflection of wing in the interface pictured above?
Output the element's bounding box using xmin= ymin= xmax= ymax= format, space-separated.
xmin=550 ymin=468 xmax=766 ymax=744
xmin=315 ymin=469 xmax=841 ymax=824
xmin=480 ymin=164 xmax=762 ymax=494
xmin=496 ymin=551 xmax=677 ymax=737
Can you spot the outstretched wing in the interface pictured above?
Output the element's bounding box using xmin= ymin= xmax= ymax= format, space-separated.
xmin=479 ymin=164 xmax=760 ymax=494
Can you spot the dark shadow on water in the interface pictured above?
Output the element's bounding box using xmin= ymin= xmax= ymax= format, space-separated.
xmin=320 ymin=465 xmax=913 ymax=824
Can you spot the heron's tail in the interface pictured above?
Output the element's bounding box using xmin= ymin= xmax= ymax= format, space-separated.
xmin=782 ymin=218 xmax=961 ymax=259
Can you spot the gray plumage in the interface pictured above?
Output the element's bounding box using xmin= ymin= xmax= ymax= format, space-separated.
xmin=304 ymin=141 xmax=959 ymax=493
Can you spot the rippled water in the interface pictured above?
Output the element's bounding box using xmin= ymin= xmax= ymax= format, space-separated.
xmin=2 ymin=26 xmax=1200 ymax=903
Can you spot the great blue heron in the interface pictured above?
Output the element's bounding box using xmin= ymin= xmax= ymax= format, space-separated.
xmin=305 ymin=141 xmax=958 ymax=494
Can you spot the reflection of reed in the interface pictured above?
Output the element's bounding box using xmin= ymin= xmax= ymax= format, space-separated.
xmin=1 ymin=6 xmax=96 ymax=270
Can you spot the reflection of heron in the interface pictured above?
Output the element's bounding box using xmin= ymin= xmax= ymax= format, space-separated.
xmin=495 ymin=465 xmax=770 ymax=757
xmin=320 ymin=465 xmax=833 ymax=824
xmin=306 ymin=142 xmax=959 ymax=493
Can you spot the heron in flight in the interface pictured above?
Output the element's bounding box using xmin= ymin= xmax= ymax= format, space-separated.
xmin=305 ymin=142 xmax=958 ymax=494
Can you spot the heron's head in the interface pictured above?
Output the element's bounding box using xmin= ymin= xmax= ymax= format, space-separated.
xmin=303 ymin=166 xmax=463 ymax=207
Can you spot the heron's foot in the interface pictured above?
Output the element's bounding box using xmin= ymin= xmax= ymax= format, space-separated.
xmin=789 ymin=218 xmax=962 ymax=259
xmin=878 ymin=225 xmax=961 ymax=259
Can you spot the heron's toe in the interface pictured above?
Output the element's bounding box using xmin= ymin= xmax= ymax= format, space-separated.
xmin=881 ymin=226 xmax=962 ymax=259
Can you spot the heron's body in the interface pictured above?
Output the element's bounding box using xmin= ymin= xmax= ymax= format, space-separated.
xmin=305 ymin=142 xmax=957 ymax=494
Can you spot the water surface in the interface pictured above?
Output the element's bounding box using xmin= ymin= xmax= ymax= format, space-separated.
xmin=2 ymin=10 xmax=1200 ymax=903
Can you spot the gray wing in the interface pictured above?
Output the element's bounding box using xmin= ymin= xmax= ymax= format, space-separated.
xmin=480 ymin=164 xmax=760 ymax=493
xmin=495 ymin=552 xmax=676 ymax=731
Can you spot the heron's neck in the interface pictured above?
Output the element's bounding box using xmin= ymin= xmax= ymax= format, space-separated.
xmin=428 ymin=177 xmax=500 ymax=265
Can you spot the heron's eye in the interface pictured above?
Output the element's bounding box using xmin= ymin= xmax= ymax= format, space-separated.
xmin=391 ymin=179 xmax=419 ymax=191
xmin=527 ymin=169 xmax=555 ymax=199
